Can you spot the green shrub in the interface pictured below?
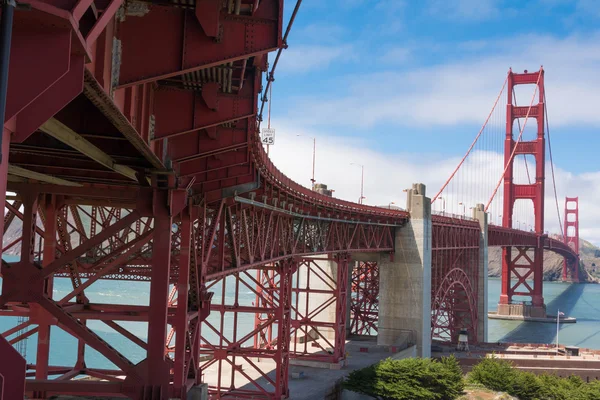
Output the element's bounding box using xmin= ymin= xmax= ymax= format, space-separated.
xmin=343 ymin=356 xmax=464 ymax=400
xmin=469 ymin=357 xmax=600 ymax=400
xmin=468 ymin=356 xmax=517 ymax=393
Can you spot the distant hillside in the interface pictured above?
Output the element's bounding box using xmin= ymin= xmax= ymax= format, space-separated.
xmin=488 ymin=239 xmax=600 ymax=283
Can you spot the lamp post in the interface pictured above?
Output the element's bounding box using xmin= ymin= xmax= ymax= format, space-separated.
xmin=388 ymin=201 xmax=395 ymax=209
xmin=297 ymin=134 xmax=316 ymax=190
xmin=350 ymin=163 xmax=365 ymax=204
xmin=437 ymin=197 xmax=446 ymax=214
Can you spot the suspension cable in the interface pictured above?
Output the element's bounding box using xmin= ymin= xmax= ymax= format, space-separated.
xmin=432 ymin=72 xmax=509 ymax=203
xmin=257 ymin=0 xmax=303 ymax=129
xmin=545 ymin=92 xmax=564 ymax=240
xmin=485 ymin=71 xmax=542 ymax=212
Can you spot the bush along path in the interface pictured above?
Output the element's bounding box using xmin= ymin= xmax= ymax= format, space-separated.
xmin=343 ymin=356 xmax=464 ymax=400
xmin=468 ymin=356 xmax=600 ymax=400
xmin=343 ymin=356 xmax=600 ymax=400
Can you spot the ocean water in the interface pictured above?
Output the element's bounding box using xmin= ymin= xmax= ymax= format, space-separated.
xmin=488 ymin=278 xmax=600 ymax=347
xmin=2 ymin=258 xmax=599 ymax=370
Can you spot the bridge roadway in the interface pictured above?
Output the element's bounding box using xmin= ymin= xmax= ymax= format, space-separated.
xmin=0 ymin=0 xmax=578 ymax=399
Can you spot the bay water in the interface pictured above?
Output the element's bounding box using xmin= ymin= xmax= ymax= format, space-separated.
xmin=2 ymin=253 xmax=599 ymax=370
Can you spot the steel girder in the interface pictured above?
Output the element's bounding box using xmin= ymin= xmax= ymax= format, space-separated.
xmin=199 ymin=259 xmax=294 ymax=399
xmin=349 ymin=261 xmax=379 ymax=336
xmin=289 ymin=255 xmax=349 ymax=363
xmin=431 ymin=218 xmax=480 ymax=344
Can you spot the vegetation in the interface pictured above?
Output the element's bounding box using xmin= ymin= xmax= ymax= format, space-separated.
xmin=342 ymin=356 xmax=465 ymax=400
xmin=344 ymin=355 xmax=600 ymax=400
xmin=468 ymin=356 xmax=600 ymax=400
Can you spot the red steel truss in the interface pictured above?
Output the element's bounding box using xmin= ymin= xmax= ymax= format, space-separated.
xmin=563 ymin=197 xmax=580 ymax=282
xmin=431 ymin=216 xmax=480 ymax=343
xmin=349 ymin=261 xmax=379 ymax=336
xmin=0 ymin=189 xmax=399 ymax=398
xmin=0 ymin=0 xmax=582 ymax=397
xmin=500 ymin=68 xmax=546 ymax=309
xmin=290 ymin=256 xmax=349 ymax=363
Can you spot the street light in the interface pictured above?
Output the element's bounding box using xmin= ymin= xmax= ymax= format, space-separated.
xmin=388 ymin=201 xmax=395 ymax=209
xmin=296 ymin=134 xmax=316 ymax=190
xmin=350 ymin=163 xmax=365 ymax=204
xmin=437 ymin=197 xmax=446 ymax=214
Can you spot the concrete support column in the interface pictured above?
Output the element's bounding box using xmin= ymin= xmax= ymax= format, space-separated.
xmin=378 ymin=183 xmax=432 ymax=358
xmin=472 ymin=204 xmax=488 ymax=343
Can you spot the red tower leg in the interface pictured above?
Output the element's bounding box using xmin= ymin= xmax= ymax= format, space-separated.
xmin=563 ymin=197 xmax=580 ymax=282
xmin=499 ymin=68 xmax=547 ymax=317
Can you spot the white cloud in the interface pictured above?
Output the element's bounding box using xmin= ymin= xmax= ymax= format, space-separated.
xmin=379 ymin=46 xmax=412 ymax=65
xmin=284 ymin=33 xmax=600 ymax=129
xmin=576 ymin=0 xmax=600 ymax=17
xmin=291 ymin=23 xmax=347 ymax=45
xmin=427 ymin=0 xmax=501 ymax=21
xmin=277 ymin=44 xmax=354 ymax=74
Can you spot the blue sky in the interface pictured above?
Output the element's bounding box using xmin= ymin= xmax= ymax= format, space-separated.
xmin=266 ymin=0 xmax=600 ymax=243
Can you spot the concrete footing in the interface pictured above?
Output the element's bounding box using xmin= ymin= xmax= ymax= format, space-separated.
xmin=496 ymin=302 xmax=547 ymax=318
xmin=184 ymin=384 xmax=209 ymax=400
xmin=290 ymin=358 xmax=347 ymax=370
xmin=489 ymin=311 xmax=577 ymax=323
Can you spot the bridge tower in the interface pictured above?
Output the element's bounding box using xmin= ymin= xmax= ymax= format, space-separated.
xmin=563 ymin=197 xmax=580 ymax=282
xmin=498 ymin=68 xmax=547 ymax=318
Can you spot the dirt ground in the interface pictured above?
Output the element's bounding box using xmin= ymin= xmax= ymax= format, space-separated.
xmin=459 ymin=385 xmax=517 ymax=400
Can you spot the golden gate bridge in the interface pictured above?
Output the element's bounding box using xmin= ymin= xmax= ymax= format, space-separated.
xmin=0 ymin=0 xmax=580 ymax=398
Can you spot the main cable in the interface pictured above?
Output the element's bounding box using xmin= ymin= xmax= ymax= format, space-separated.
xmin=485 ymin=71 xmax=542 ymax=212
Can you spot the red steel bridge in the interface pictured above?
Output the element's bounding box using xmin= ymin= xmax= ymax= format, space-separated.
xmin=0 ymin=0 xmax=580 ymax=398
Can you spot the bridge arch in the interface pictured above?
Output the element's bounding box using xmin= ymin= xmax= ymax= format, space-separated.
xmin=431 ymin=267 xmax=478 ymax=344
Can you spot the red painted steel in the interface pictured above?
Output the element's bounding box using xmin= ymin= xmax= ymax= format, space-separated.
xmin=0 ymin=0 xmax=581 ymax=398
xmin=431 ymin=215 xmax=480 ymax=343
xmin=290 ymin=255 xmax=349 ymax=363
xmin=500 ymin=68 xmax=547 ymax=309
xmin=563 ymin=197 xmax=580 ymax=282
xmin=349 ymin=261 xmax=379 ymax=336
xmin=0 ymin=335 xmax=26 ymax=400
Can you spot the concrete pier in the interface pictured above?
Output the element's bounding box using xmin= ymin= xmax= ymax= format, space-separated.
xmin=473 ymin=204 xmax=488 ymax=343
xmin=377 ymin=183 xmax=432 ymax=358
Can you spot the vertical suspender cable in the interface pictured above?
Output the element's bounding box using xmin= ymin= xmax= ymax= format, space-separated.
xmin=485 ymin=71 xmax=542 ymax=212
xmin=544 ymin=93 xmax=564 ymax=240
xmin=432 ymin=73 xmax=509 ymax=203
xmin=257 ymin=0 xmax=303 ymax=129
